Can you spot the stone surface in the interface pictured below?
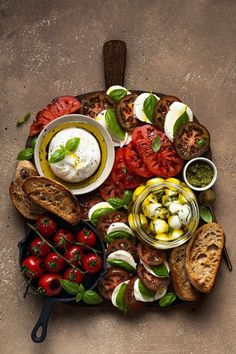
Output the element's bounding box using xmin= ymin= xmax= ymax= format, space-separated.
xmin=0 ymin=0 xmax=236 ymax=353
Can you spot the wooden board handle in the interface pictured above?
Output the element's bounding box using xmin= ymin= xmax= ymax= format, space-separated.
xmin=103 ymin=40 xmax=126 ymax=90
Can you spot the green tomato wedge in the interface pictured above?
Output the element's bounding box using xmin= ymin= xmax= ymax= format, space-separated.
xmin=107 ymin=259 xmax=136 ymax=273
xmin=105 ymin=108 xmax=126 ymax=141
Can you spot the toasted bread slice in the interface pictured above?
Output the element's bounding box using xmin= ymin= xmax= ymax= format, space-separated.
xmin=22 ymin=176 xmax=81 ymax=225
xmin=9 ymin=161 xmax=45 ymax=220
xmin=185 ymin=223 xmax=225 ymax=293
xmin=169 ymin=244 xmax=200 ymax=301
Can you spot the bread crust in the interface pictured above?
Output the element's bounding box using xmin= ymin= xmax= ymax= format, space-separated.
xmin=185 ymin=223 xmax=225 ymax=293
xmin=22 ymin=176 xmax=81 ymax=225
xmin=9 ymin=161 xmax=45 ymax=220
xmin=169 ymin=243 xmax=200 ymax=301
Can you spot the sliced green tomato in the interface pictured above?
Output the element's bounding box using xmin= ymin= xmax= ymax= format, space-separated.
xmin=107 ymin=259 xmax=136 ymax=273
xmin=105 ymin=109 xmax=126 ymax=141
xmin=105 ymin=230 xmax=135 ymax=244
xmin=138 ymin=280 xmax=155 ymax=298
xmin=90 ymin=208 xmax=114 ymax=225
xmin=112 ymin=282 xmax=128 ymax=312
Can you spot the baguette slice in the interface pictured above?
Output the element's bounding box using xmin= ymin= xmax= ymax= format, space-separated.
xmin=185 ymin=223 xmax=225 ymax=293
xmin=23 ymin=176 xmax=81 ymax=225
xmin=169 ymin=243 xmax=201 ymax=301
xmin=9 ymin=161 xmax=45 ymax=220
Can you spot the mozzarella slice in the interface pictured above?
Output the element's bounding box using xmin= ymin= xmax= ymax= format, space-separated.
xmin=88 ymin=202 xmax=113 ymax=220
xmin=107 ymin=250 xmax=137 ymax=270
xmin=141 ymin=260 xmax=170 ymax=277
xmin=111 ymin=280 xmax=129 ymax=308
xmin=164 ymin=101 xmax=193 ymax=141
xmin=107 ymin=222 xmax=134 ymax=236
xmin=133 ymin=93 xmax=160 ymax=123
xmin=133 ymin=279 xmax=167 ymax=302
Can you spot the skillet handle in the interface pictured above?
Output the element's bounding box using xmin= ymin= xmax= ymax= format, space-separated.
xmin=31 ymin=298 xmax=55 ymax=343
xmin=103 ymin=40 xmax=126 ymax=90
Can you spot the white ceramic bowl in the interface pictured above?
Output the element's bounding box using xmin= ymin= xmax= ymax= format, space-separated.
xmin=183 ymin=157 xmax=217 ymax=192
xmin=34 ymin=114 xmax=115 ymax=195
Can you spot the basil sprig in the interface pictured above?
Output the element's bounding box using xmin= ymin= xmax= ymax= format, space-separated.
xmin=49 ymin=137 xmax=80 ymax=164
xmin=108 ymin=190 xmax=132 ymax=210
xmin=150 ymin=263 xmax=169 ymax=278
xmin=105 ymin=108 xmax=126 ymax=141
xmin=60 ymin=280 xmax=103 ymax=305
xmin=199 ymin=206 xmax=213 ymax=223
xmin=105 ymin=230 xmax=134 ymax=244
xmin=16 ymin=112 xmax=31 ymax=127
xmin=173 ymin=106 xmax=189 ymax=136
xmin=152 ymin=136 xmax=161 ymax=152
xmin=159 ymin=292 xmax=176 ymax=307
xmin=108 ymin=89 xmax=127 ymax=102
xmin=17 ymin=135 xmax=38 ymax=161
xmin=90 ymin=207 xmax=113 ymax=225
xmin=107 ymin=259 xmax=136 ymax=273
xmin=143 ymin=93 xmax=158 ymax=122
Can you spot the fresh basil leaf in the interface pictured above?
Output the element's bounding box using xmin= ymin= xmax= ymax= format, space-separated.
xmin=115 ymin=283 xmax=128 ymax=312
xmin=16 ymin=112 xmax=31 ymax=127
xmin=197 ymin=139 xmax=206 ymax=148
xmin=123 ymin=190 xmax=132 ymax=205
xmin=60 ymin=279 xmax=80 ymax=295
xmin=76 ymin=292 xmax=83 ymax=303
xmin=150 ymin=263 xmax=169 ymax=278
xmin=199 ymin=206 xmax=213 ymax=223
xmin=90 ymin=208 xmax=113 ymax=225
xmin=82 ymin=290 xmax=103 ymax=305
xmin=78 ymin=283 xmax=85 ymax=293
xmin=173 ymin=108 xmax=189 ymax=136
xmin=105 ymin=230 xmax=134 ymax=243
xmin=17 ymin=147 xmax=34 ymax=161
xmin=108 ymin=198 xmax=124 ymax=210
xmin=105 ymin=109 xmax=126 ymax=141
xmin=159 ymin=292 xmax=176 ymax=307
xmin=152 ymin=136 xmax=161 ymax=152
xmin=107 ymin=259 xmax=136 ymax=273
xmin=31 ymin=136 xmax=38 ymax=150
xmin=108 ymin=89 xmax=127 ymax=102
xmin=143 ymin=94 xmax=158 ymax=122
xmin=49 ymin=149 xmax=66 ymax=163
xmin=65 ymin=137 xmax=80 ymax=152
xmin=138 ymin=280 xmax=155 ymax=298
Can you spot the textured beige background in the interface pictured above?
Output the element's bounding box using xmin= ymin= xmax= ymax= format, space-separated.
xmin=0 ymin=0 xmax=236 ymax=353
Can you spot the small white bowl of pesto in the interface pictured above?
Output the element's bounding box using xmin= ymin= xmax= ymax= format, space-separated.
xmin=183 ymin=157 xmax=217 ymax=192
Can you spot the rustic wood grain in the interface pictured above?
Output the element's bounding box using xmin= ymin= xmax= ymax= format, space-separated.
xmin=103 ymin=40 xmax=126 ymax=89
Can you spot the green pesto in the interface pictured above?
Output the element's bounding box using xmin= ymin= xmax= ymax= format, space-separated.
xmin=186 ymin=161 xmax=214 ymax=187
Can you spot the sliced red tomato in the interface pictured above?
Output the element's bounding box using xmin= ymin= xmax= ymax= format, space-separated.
xmin=124 ymin=143 xmax=153 ymax=178
xmin=132 ymin=125 xmax=184 ymax=177
xmin=99 ymin=176 xmax=125 ymax=201
xmin=29 ymin=96 xmax=81 ymax=136
xmin=111 ymin=148 xmax=145 ymax=189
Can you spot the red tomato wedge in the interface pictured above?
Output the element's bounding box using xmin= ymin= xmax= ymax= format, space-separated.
xmin=132 ymin=125 xmax=184 ymax=177
xmin=111 ymin=148 xmax=145 ymax=189
xmin=99 ymin=176 xmax=125 ymax=201
xmin=124 ymin=143 xmax=153 ymax=178
xmin=29 ymin=96 xmax=81 ymax=136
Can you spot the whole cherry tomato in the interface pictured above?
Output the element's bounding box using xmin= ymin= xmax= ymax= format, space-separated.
xmin=82 ymin=253 xmax=102 ymax=274
xmin=54 ymin=228 xmax=74 ymax=250
xmin=76 ymin=228 xmax=96 ymax=249
xmin=64 ymin=245 xmax=84 ymax=266
xmin=22 ymin=256 xmax=45 ymax=278
xmin=36 ymin=215 xmax=57 ymax=237
xmin=30 ymin=236 xmax=51 ymax=257
xmin=44 ymin=252 xmax=65 ymax=273
xmin=38 ymin=273 xmax=62 ymax=296
xmin=63 ymin=267 xmax=84 ymax=284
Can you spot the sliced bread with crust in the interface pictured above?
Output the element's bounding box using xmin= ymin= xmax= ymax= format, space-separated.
xmin=22 ymin=176 xmax=81 ymax=225
xmin=9 ymin=161 xmax=45 ymax=220
xmin=185 ymin=223 xmax=225 ymax=294
xmin=169 ymin=243 xmax=201 ymax=301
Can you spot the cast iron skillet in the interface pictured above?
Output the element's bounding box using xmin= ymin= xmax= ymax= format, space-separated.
xmin=19 ymin=219 xmax=106 ymax=343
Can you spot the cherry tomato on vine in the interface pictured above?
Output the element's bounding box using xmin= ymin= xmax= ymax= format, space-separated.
xmin=53 ymin=228 xmax=74 ymax=250
xmin=38 ymin=273 xmax=62 ymax=296
xmin=30 ymin=236 xmax=51 ymax=257
xmin=36 ymin=215 xmax=57 ymax=237
xmin=64 ymin=245 xmax=84 ymax=266
xmin=76 ymin=228 xmax=96 ymax=249
xmin=22 ymin=256 xmax=45 ymax=278
xmin=44 ymin=252 xmax=65 ymax=273
xmin=63 ymin=267 xmax=84 ymax=284
xmin=82 ymin=253 xmax=102 ymax=274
